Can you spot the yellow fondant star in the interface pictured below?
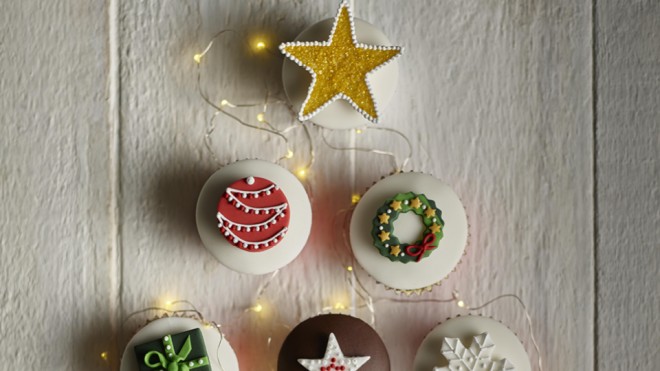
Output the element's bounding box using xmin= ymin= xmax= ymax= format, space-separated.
xmin=410 ymin=197 xmax=422 ymax=209
xmin=424 ymin=208 xmax=436 ymax=218
xmin=378 ymin=230 xmax=390 ymax=242
xmin=429 ymin=223 xmax=442 ymax=234
xmin=389 ymin=200 xmax=402 ymax=211
xmin=378 ymin=213 xmax=390 ymax=224
xmin=279 ymin=1 xmax=402 ymax=123
xmin=390 ymin=245 xmax=401 ymax=256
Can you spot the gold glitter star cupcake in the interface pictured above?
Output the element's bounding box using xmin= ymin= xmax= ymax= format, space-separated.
xmin=280 ymin=0 xmax=403 ymax=124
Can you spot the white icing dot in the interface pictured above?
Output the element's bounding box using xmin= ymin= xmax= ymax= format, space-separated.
xmin=379 ymin=226 xmax=384 ymax=230
xmin=433 ymin=218 xmax=436 ymax=222
xmin=422 ymin=205 xmax=427 ymax=209
xmin=246 ymin=176 xmax=255 ymax=185
xmin=189 ymin=361 xmax=194 ymax=367
xmin=404 ymin=200 xmax=409 ymax=204
xmin=163 ymin=336 xmax=169 ymax=341
xmin=165 ymin=345 xmax=171 ymax=350
xmin=387 ymin=209 xmax=392 ymax=214
xmin=199 ymin=359 xmax=204 ymax=364
xmin=385 ymin=244 xmax=389 ymax=247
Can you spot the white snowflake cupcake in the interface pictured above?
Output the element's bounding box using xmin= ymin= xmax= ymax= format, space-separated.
xmin=196 ymin=159 xmax=312 ymax=274
xmin=413 ymin=315 xmax=532 ymax=371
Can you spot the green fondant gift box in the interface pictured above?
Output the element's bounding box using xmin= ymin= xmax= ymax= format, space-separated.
xmin=133 ymin=328 xmax=211 ymax=371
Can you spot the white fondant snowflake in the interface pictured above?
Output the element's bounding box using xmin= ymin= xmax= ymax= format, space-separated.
xmin=433 ymin=332 xmax=515 ymax=371
xmin=297 ymin=333 xmax=370 ymax=371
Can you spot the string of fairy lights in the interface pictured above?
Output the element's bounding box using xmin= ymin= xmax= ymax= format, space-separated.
xmin=108 ymin=10 xmax=543 ymax=371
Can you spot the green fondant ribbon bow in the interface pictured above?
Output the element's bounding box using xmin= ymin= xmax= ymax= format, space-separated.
xmin=144 ymin=334 xmax=209 ymax=371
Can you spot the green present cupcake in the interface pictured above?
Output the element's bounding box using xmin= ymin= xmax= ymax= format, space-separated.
xmin=133 ymin=328 xmax=211 ymax=371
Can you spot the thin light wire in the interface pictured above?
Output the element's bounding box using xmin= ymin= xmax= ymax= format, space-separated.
xmin=321 ymin=126 xmax=413 ymax=173
xmin=195 ymin=29 xmax=313 ymax=170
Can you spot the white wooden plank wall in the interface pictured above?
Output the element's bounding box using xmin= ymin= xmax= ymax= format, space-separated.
xmin=0 ymin=0 xmax=657 ymax=370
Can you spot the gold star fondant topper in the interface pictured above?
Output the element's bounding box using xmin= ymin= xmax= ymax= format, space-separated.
xmin=279 ymin=0 xmax=403 ymax=124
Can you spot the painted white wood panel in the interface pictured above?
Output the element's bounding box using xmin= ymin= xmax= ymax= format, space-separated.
xmin=1 ymin=0 xmax=657 ymax=370
xmin=118 ymin=1 xmax=593 ymax=370
xmin=0 ymin=1 xmax=118 ymax=370
xmin=596 ymin=1 xmax=660 ymax=370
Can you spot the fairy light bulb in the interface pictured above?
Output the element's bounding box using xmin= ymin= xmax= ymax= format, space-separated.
xmin=285 ymin=149 xmax=294 ymax=159
xmin=220 ymin=99 xmax=229 ymax=107
xmin=252 ymin=303 xmax=263 ymax=313
xmin=296 ymin=168 xmax=308 ymax=180
xmin=100 ymin=351 xmax=109 ymax=361
xmin=346 ymin=266 xmax=353 ymax=272
xmin=255 ymin=41 xmax=266 ymax=50
xmin=334 ymin=302 xmax=347 ymax=310
xmin=355 ymin=128 xmax=363 ymax=134
xmin=457 ymin=300 xmax=465 ymax=308
xmin=351 ymin=194 xmax=361 ymax=204
xmin=193 ymin=53 xmax=203 ymax=64
xmin=256 ymin=112 xmax=266 ymax=122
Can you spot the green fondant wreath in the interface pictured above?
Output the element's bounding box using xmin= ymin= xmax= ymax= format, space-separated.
xmin=371 ymin=192 xmax=445 ymax=263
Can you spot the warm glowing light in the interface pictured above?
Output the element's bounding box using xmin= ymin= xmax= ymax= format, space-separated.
xmin=285 ymin=149 xmax=294 ymax=159
xmin=346 ymin=266 xmax=353 ymax=272
xmin=296 ymin=168 xmax=308 ymax=180
xmin=193 ymin=53 xmax=203 ymax=64
xmin=255 ymin=41 xmax=266 ymax=50
xmin=256 ymin=112 xmax=266 ymax=122
xmin=252 ymin=303 xmax=263 ymax=313
xmin=220 ymin=99 xmax=229 ymax=107
xmin=100 ymin=351 xmax=109 ymax=361
xmin=351 ymin=194 xmax=361 ymax=204
xmin=334 ymin=302 xmax=347 ymax=310
xmin=457 ymin=300 xmax=465 ymax=308
xmin=355 ymin=129 xmax=363 ymax=134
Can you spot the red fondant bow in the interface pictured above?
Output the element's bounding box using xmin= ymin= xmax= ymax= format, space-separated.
xmin=405 ymin=233 xmax=437 ymax=262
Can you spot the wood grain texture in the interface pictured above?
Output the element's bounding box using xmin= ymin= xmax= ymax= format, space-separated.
xmin=595 ymin=1 xmax=660 ymax=370
xmin=1 ymin=0 xmax=658 ymax=370
xmin=350 ymin=1 xmax=594 ymax=370
xmin=0 ymin=1 xmax=118 ymax=369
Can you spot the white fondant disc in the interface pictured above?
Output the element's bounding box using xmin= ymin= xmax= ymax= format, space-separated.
xmin=196 ymin=160 xmax=312 ymax=274
xmin=120 ymin=317 xmax=240 ymax=371
xmin=413 ymin=316 xmax=532 ymax=371
xmin=350 ymin=172 xmax=468 ymax=291
xmin=282 ymin=18 xmax=400 ymax=130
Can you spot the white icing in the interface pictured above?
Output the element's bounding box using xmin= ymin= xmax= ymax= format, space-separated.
xmin=413 ymin=316 xmax=532 ymax=371
xmin=297 ymin=333 xmax=371 ymax=371
xmin=119 ymin=317 xmax=239 ymax=371
xmin=196 ymin=160 xmax=312 ymax=274
xmin=282 ymin=14 xmax=399 ymax=130
xmin=433 ymin=332 xmax=515 ymax=371
xmin=350 ymin=172 xmax=468 ymax=291
xmin=216 ymin=207 xmax=286 ymax=230
xmin=218 ymin=224 xmax=288 ymax=250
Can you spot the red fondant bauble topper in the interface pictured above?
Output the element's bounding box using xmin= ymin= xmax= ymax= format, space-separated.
xmin=217 ymin=176 xmax=290 ymax=252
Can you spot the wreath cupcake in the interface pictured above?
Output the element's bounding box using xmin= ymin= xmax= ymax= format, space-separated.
xmin=350 ymin=172 xmax=468 ymax=293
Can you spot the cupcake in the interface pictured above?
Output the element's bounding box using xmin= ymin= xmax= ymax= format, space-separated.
xmin=278 ymin=314 xmax=390 ymax=371
xmin=120 ymin=316 xmax=239 ymax=371
xmin=350 ymin=172 xmax=468 ymax=293
xmin=196 ymin=159 xmax=312 ymax=274
xmin=413 ymin=315 xmax=532 ymax=371
xmin=281 ymin=0 xmax=403 ymax=129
